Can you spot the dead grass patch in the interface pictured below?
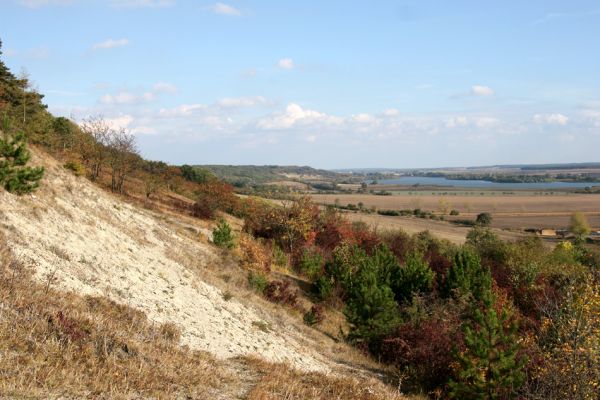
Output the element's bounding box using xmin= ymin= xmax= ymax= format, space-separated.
xmin=0 ymin=232 xmax=232 ymax=399
xmin=244 ymin=356 xmax=408 ymax=400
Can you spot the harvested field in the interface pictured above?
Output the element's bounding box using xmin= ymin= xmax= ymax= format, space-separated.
xmin=344 ymin=213 xmax=528 ymax=245
xmin=311 ymin=193 xmax=600 ymax=230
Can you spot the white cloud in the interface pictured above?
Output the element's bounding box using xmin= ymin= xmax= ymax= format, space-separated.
xmin=277 ymin=58 xmax=294 ymax=70
xmin=17 ymin=0 xmax=73 ymax=8
xmin=216 ymin=96 xmax=268 ymax=108
xmin=110 ymin=0 xmax=174 ymax=8
xmin=446 ymin=115 xmax=499 ymax=129
xmin=159 ymin=104 xmax=206 ymax=117
xmin=581 ymin=109 xmax=600 ymax=127
xmin=211 ymin=2 xmax=242 ymax=16
xmin=533 ymin=113 xmax=569 ymax=126
xmin=100 ymin=91 xmax=155 ymax=105
xmin=353 ymin=113 xmax=376 ymax=124
xmin=446 ymin=116 xmax=468 ymax=128
xmin=92 ymin=38 xmax=130 ymax=50
xmin=382 ymin=108 xmax=400 ymax=117
xmin=104 ymin=115 xmax=134 ymax=130
xmin=257 ymin=103 xmax=342 ymax=130
xmin=471 ymin=85 xmax=495 ymax=96
xmin=131 ymin=126 xmax=157 ymax=135
xmin=100 ymin=83 xmax=177 ymax=105
xmin=152 ymin=82 xmax=177 ymax=94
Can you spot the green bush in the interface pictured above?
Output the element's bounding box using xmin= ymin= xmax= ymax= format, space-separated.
xmin=450 ymin=209 xmax=460 ymax=216
xmin=299 ymin=247 xmax=324 ymax=281
xmin=247 ymin=271 xmax=269 ymax=294
xmin=316 ymin=275 xmax=334 ymax=300
xmin=476 ymin=212 xmax=492 ymax=227
xmin=212 ymin=218 xmax=234 ymax=249
xmin=272 ymin=244 xmax=288 ymax=267
xmin=63 ymin=160 xmax=84 ymax=176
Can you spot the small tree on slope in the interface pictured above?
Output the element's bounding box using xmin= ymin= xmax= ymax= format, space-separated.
xmin=0 ymin=123 xmax=44 ymax=195
xmin=449 ymin=287 xmax=526 ymax=399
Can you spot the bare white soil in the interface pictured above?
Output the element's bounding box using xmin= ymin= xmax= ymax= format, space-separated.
xmin=0 ymin=152 xmax=329 ymax=372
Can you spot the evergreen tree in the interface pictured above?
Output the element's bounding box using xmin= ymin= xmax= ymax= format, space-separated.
xmin=344 ymin=263 xmax=400 ymax=345
xmin=449 ymin=289 xmax=526 ymax=399
xmin=212 ymin=218 xmax=235 ymax=249
xmin=443 ymin=249 xmax=492 ymax=301
xmin=391 ymin=252 xmax=435 ymax=303
xmin=0 ymin=121 xmax=44 ymax=195
xmin=342 ymin=244 xmax=401 ymax=345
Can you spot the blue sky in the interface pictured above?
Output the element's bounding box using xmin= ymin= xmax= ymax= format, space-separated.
xmin=1 ymin=0 xmax=599 ymax=168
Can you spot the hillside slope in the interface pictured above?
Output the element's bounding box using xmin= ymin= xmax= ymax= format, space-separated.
xmin=0 ymin=150 xmax=332 ymax=372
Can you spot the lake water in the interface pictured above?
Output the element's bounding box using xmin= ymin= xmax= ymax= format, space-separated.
xmin=377 ymin=176 xmax=600 ymax=189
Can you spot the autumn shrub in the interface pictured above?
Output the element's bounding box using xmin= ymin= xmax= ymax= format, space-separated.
xmin=236 ymin=235 xmax=271 ymax=272
xmin=315 ymin=208 xmax=355 ymax=252
xmin=382 ymin=313 xmax=463 ymax=392
xmin=303 ymin=304 xmax=325 ymax=326
xmin=264 ymin=280 xmax=298 ymax=307
xmin=192 ymin=180 xmax=236 ymax=219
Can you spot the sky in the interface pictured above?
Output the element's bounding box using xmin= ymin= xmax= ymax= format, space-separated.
xmin=1 ymin=0 xmax=599 ymax=168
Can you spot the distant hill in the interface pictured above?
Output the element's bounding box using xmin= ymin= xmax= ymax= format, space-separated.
xmin=192 ymin=164 xmax=341 ymax=187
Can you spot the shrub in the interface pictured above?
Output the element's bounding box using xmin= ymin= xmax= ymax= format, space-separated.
xmin=247 ymin=271 xmax=269 ymax=294
xmin=264 ymin=280 xmax=298 ymax=306
xmin=63 ymin=160 xmax=84 ymax=176
xmin=475 ymin=212 xmax=493 ymax=227
xmin=236 ymin=235 xmax=271 ymax=272
xmin=212 ymin=218 xmax=234 ymax=249
xmin=271 ymin=244 xmax=288 ymax=267
xmin=316 ymin=275 xmax=335 ymax=301
xmin=192 ymin=180 xmax=236 ymax=219
xmin=450 ymin=209 xmax=460 ymax=216
xmin=382 ymin=314 xmax=462 ymax=392
xmin=298 ymin=247 xmax=324 ymax=281
xmin=303 ymin=304 xmax=325 ymax=326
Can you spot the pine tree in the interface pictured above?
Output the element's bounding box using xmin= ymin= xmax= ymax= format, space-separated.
xmin=212 ymin=218 xmax=235 ymax=249
xmin=340 ymin=244 xmax=401 ymax=345
xmin=391 ymin=252 xmax=435 ymax=303
xmin=449 ymin=288 xmax=526 ymax=399
xmin=0 ymin=121 xmax=45 ymax=195
xmin=443 ymin=249 xmax=491 ymax=301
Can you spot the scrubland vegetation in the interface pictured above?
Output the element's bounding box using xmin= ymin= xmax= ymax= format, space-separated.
xmin=1 ymin=39 xmax=599 ymax=399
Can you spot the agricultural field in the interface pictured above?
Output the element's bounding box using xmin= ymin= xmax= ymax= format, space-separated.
xmin=310 ymin=191 xmax=600 ymax=232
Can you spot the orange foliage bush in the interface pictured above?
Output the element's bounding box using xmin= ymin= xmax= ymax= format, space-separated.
xmin=192 ymin=180 xmax=237 ymax=219
xmin=235 ymin=235 xmax=272 ymax=272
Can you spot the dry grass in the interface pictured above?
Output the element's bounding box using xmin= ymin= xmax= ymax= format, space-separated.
xmin=244 ymin=357 xmax=409 ymax=400
xmin=0 ymin=232 xmax=233 ymax=399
